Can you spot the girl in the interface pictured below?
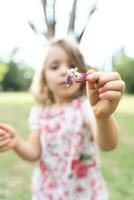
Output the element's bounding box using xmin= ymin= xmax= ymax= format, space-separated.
xmin=0 ymin=38 xmax=125 ymax=200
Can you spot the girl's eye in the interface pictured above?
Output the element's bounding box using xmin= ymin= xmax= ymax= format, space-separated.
xmin=50 ymin=65 xmax=59 ymax=70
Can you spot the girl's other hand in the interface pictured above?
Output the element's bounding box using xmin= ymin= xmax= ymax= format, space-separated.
xmin=0 ymin=123 xmax=18 ymax=152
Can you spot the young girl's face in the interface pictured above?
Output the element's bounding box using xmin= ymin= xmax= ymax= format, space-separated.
xmin=44 ymin=45 xmax=81 ymax=104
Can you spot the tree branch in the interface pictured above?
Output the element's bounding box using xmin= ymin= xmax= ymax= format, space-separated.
xmin=41 ymin=0 xmax=56 ymax=38
xmin=68 ymin=0 xmax=78 ymax=34
xmin=77 ymin=3 xmax=97 ymax=42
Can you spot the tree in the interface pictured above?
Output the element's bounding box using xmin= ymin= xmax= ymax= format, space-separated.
xmin=0 ymin=63 xmax=8 ymax=91
xmin=2 ymin=61 xmax=20 ymax=91
xmin=1 ymin=48 xmax=35 ymax=91
xmin=1 ymin=61 xmax=34 ymax=91
xmin=113 ymin=49 xmax=134 ymax=94
xmin=28 ymin=0 xmax=97 ymax=43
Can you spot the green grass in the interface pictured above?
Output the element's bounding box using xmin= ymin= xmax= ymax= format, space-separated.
xmin=101 ymin=94 xmax=134 ymax=200
xmin=0 ymin=92 xmax=34 ymax=200
xmin=0 ymin=92 xmax=134 ymax=200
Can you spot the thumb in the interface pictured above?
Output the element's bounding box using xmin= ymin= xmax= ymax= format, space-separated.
xmin=86 ymin=69 xmax=96 ymax=89
xmin=86 ymin=70 xmax=99 ymax=106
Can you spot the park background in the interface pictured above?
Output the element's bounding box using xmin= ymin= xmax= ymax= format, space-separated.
xmin=0 ymin=0 xmax=134 ymax=199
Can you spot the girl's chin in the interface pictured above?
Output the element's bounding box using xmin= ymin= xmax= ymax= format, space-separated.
xmin=59 ymin=91 xmax=77 ymax=100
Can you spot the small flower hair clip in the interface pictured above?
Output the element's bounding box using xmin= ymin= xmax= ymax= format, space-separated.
xmin=65 ymin=67 xmax=88 ymax=86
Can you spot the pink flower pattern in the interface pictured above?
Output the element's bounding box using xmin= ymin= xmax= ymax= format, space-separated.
xmin=29 ymin=98 xmax=108 ymax=200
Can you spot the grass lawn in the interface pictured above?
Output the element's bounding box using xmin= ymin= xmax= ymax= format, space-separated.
xmin=0 ymin=92 xmax=134 ymax=200
xmin=101 ymin=94 xmax=134 ymax=199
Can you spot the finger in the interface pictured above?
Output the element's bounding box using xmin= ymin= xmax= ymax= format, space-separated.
xmin=87 ymin=72 xmax=121 ymax=89
xmin=0 ymin=123 xmax=14 ymax=137
xmin=86 ymin=71 xmax=103 ymax=106
xmin=0 ymin=129 xmax=11 ymax=136
xmin=86 ymin=84 xmax=101 ymax=108
xmin=86 ymin=71 xmax=104 ymax=90
xmin=99 ymin=90 xmax=122 ymax=102
xmin=0 ymin=145 xmax=13 ymax=152
xmin=0 ymin=144 xmax=12 ymax=154
xmin=0 ymin=123 xmax=12 ymax=132
xmin=96 ymin=72 xmax=121 ymax=88
xmin=0 ymin=130 xmax=7 ymax=136
xmin=98 ymin=80 xmax=125 ymax=94
xmin=0 ymin=135 xmax=11 ymax=142
xmin=0 ymin=138 xmax=12 ymax=148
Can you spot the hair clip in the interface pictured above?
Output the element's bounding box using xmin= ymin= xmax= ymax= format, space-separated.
xmin=65 ymin=67 xmax=88 ymax=86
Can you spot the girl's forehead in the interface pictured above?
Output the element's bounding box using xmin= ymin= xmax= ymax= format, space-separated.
xmin=48 ymin=45 xmax=67 ymax=55
xmin=45 ymin=45 xmax=69 ymax=64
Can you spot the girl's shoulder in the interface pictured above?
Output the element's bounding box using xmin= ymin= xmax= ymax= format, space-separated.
xmin=29 ymin=104 xmax=45 ymax=116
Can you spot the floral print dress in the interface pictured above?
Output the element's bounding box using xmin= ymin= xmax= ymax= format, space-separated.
xmin=29 ymin=98 xmax=108 ymax=200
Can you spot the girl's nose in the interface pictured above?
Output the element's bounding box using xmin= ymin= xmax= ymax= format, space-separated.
xmin=60 ymin=65 xmax=68 ymax=75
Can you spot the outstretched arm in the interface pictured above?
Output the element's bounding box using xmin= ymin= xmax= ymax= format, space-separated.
xmin=0 ymin=123 xmax=41 ymax=161
xmin=86 ymin=71 xmax=125 ymax=151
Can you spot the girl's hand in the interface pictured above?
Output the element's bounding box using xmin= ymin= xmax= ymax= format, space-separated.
xmin=86 ymin=71 xmax=125 ymax=119
xmin=0 ymin=123 xmax=18 ymax=152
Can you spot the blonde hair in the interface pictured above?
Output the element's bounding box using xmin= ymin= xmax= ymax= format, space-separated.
xmin=30 ymin=38 xmax=89 ymax=106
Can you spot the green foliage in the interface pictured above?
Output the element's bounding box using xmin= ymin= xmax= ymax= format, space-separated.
xmin=0 ymin=61 xmax=35 ymax=91
xmin=0 ymin=63 xmax=8 ymax=81
xmin=113 ymin=50 xmax=134 ymax=93
xmin=0 ymin=47 xmax=35 ymax=91
xmin=0 ymin=63 xmax=8 ymax=91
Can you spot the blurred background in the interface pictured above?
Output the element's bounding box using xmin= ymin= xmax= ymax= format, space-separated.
xmin=0 ymin=0 xmax=134 ymax=199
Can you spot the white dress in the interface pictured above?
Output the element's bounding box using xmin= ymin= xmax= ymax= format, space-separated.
xmin=29 ymin=97 xmax=108 ymax=200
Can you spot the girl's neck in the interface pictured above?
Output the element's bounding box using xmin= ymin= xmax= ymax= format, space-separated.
xmin=53 ymin=96 xmax=73 ymax=108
